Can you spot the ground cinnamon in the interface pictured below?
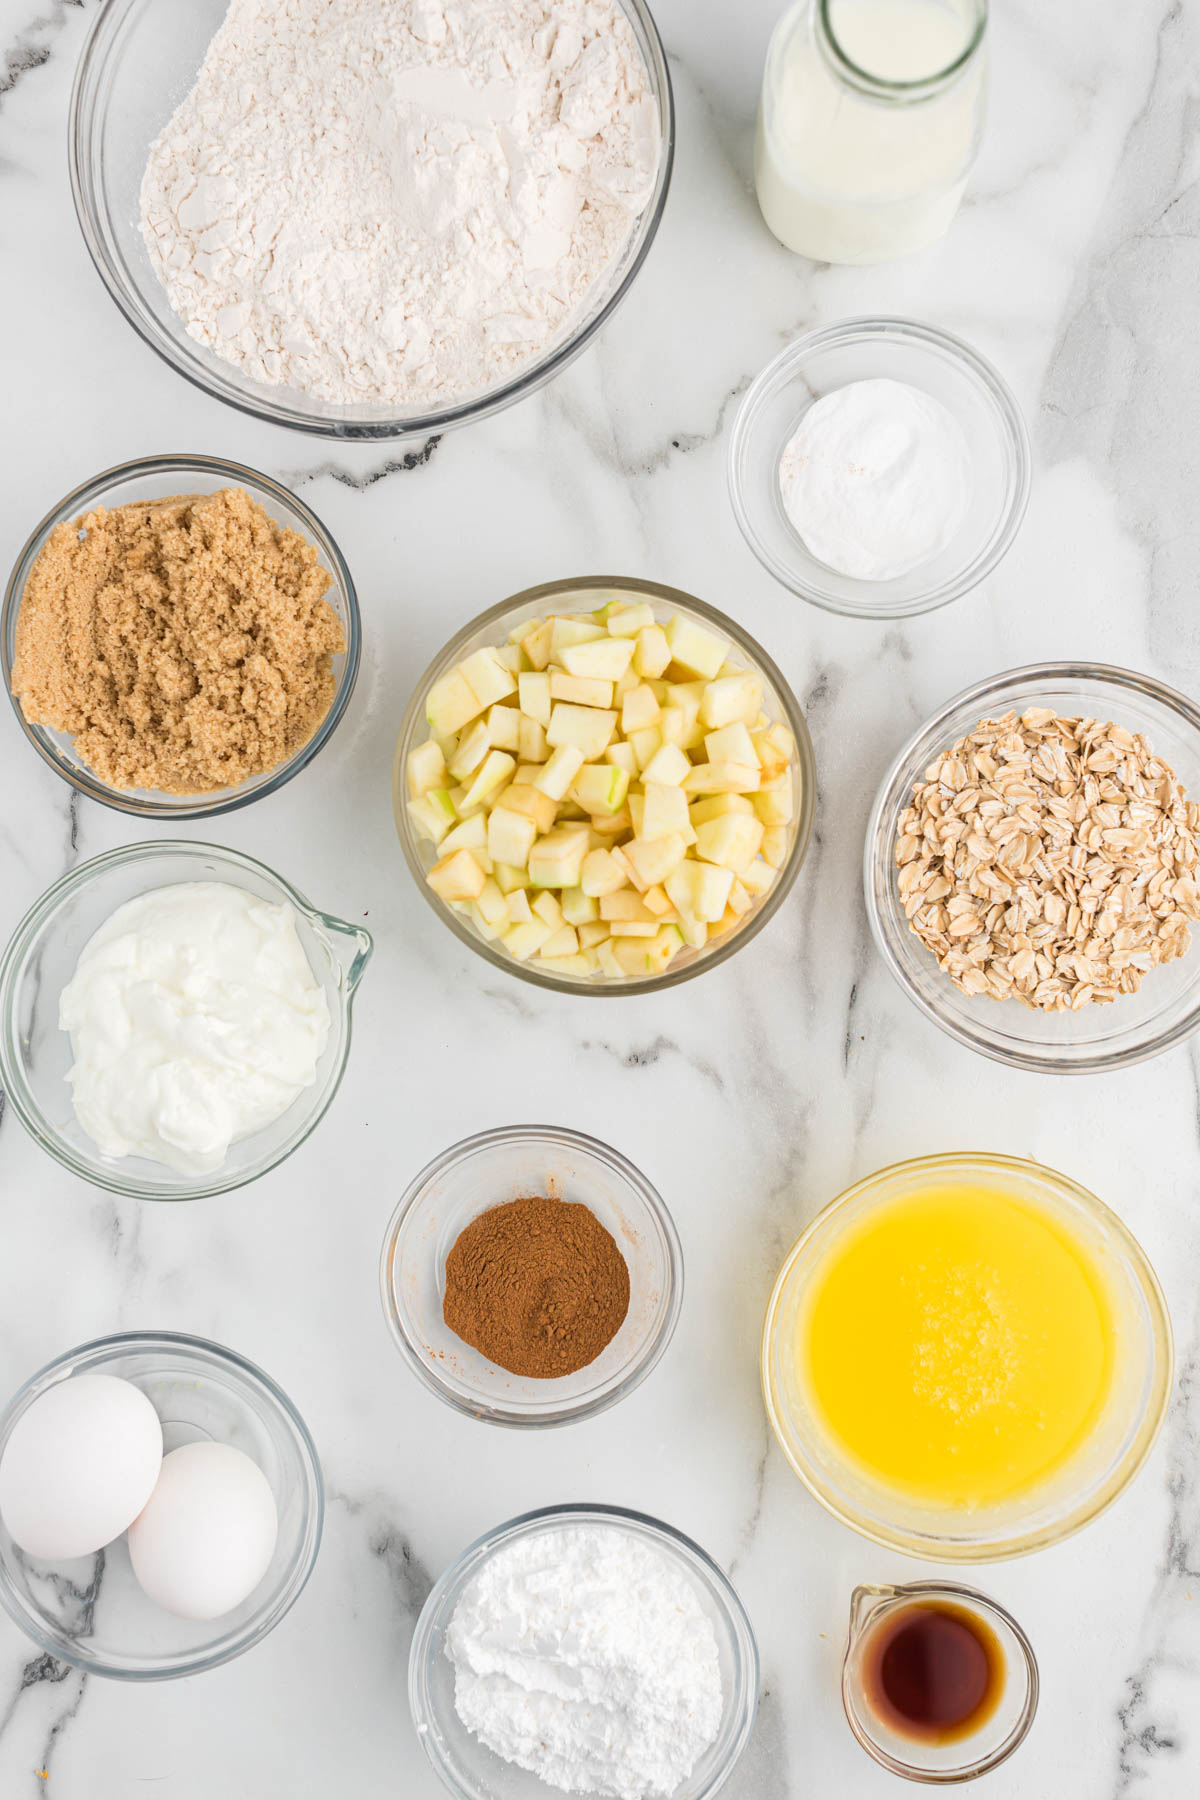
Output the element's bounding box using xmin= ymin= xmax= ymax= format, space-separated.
xmin=443 ymin=1194 xmax=630 ymax=1379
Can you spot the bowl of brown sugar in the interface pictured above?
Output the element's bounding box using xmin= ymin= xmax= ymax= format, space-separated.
xmin=3 ymin=455 xmax=360 ymax=818
xmin=379 ymin=1125 xmax=682 ymax=1427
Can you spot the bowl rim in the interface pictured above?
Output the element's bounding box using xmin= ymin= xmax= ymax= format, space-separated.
xmin=379 ymin=1123 xmax=684 ymax=1427
xmin=864 ymin=658 xmax=1200 ymax=1072
xmin=394 ymin=575 xmax=817 ymax=995
xmin=0 ymin=838 xmax=373 ymax=1201
xmin=0 ymin=1329 xmax=325 ymax=1681
xmin=67 ymin=0 xmax=675 ymax=441
xmin=1 ymin=452 xmax=362 ymax=818
xmin=727 ymin=316 xmax=1032 ymax=620
xmin=408 ymin=1500 xmax=760 ymax=1800
xmin=760 ymin=1150 xmax=1174 ymax=1562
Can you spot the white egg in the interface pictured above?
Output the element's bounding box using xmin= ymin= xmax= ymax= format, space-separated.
xmin=128 ymin=1441 xmax=278 ymax=1621
xmin=0 ymin=1373 xmax=163 ymax=1561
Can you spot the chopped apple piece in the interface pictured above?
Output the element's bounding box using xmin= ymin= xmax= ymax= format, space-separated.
xmin=561 ymin=886 xmax=599 ymax=926
xmin=626 ymin=726 xmax=661 ymax=770
xmin=550 ymin=672 xmax=615 ymax=709
xmin=663 ymin=682 xmax=707 ymax=749
xmin=683 ymin=761 xmax=761 ymax=794
xmin=590 ymin=806 xmax=633 ymax=839
xmin=503 ymin=918 xmax=555 ymax=960
xmin=604 ymin=603 xmax=655 ymax=636
xmin=487 ymin=705 xmax=521 ymax=752
xmin=537 ymin=953 xmax=595 ymax=976
xmin=494 ymin=862 xmax=529 ymax=895
xmin=605 ymin=741 xmax=638 ymax=777
xmin=701 ymin=674 xmax=762 ymax=729
xmin=613 ymin=926 xmax=683 ymax=975
xmin=439 ymin=813 xmax=489 ymax=855
xmin=426 ymin=667 xmax=484 ymax=737
xmin=528 ymin=825 xmax=590 ymax=889
xmin=753 ymin=771 xmax=794 ymax=825
xmin=665 ymin=614 xmax=728 ymax=679
xmin=762 ymin=826 xmax=789 ymax=868
xmin=546 ymin=703 xmax=617 ymax=759
xmin=487 ymin=806 xmax=538 ymax=868
xmin=538 ymin=925 xmax=580 ymax=959
xmin=726 ymin=879 xmax=753 ymax=917
xmin=609 ymin=920 xmax=659 ymax=938
xmin=694 ymin=812 xmax=764 ymax=874
xmin=518 ymin=716 xmax=548 ymax=763
xmin=704 ymin=722 xmax=757 ymax=766
xmin=532 ymin=744 xmax=586 ymax=801
xmin=448 ymin=719 xmax=491 ymax=779
xmin=633 ymin=783 xmax=690 ymax=842
xmin=531 ymin=890 xmax=564 ymax=929
xmin=518 ymin=671 xmax=552 ymax=726
xmin=559 ymin=636 xmax=636 ymax=681
xmin=572 ymin=764 xmax=629 ymax=816
xmin=407 ymin=739 xmax=446 ymax=799
xmin=643 ymin=885 xmax=673 ymax=917
xmin=427 ymin=848 xmax=487 ymax=902
xmin=506 ymin=888 xmax=533 ymax=923
xmin=621 ymin=684 xmax=662 ymax=734
xmin=600 ymin=889 xmax=657 ymax=922
xmin=578 ymin=919 xmax=610 ymax=948
xmin=640 ymin=743 xmax=691 ymax=786
xmin=495 ymin=782 xmax=558 ymax=833
xmin=550 ymin=616 xmax=607 ymax=653
xmin=689 ymin=792 xmax=754 ymax=825
xmin=741 ymin=857 xmax=777 ymax=897
xmin=634 ymin=624 xmax=671 ymax=678
xmin=620 ymin=832 xmax=687 ymax=889
xmin=459 ymin=647 xmax=517 ymax=709
xmin=519 ymin=619 xmax=553 ymax=670
xmin=581 ymin=849 xmax=629 ymax=897
xmin=666 ymin=860 xmax=734 ymax=922
xmin=407 ymin=792 xmax=456 ymax=845
xmin=458 ymin=750 xmax=515 ymax=811
xmin=475 ymin=879 xmax=509 ymax=927
xmin=597 ymin=940 xmax=625 ymax=978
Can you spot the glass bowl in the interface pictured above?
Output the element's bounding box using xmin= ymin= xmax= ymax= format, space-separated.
xmin=392 ymin=577 xmax=816 ymax=994
xmin=842 ymin=1580 xmax=1038 ymax=1784
xmin=865 ymin=661 xmax=1200 ymax=1072
xmin=380 ymin=1125 xmax=682 ymax=1427
xmin=409 ymin=1503 xmax=758 ymax=1800
xmin=761 ymin=1152 xmax=1173 ymax=1562
xmin=0 ymin=840 xmax=372 ymax=1201
xmin=728 ymin=319 xmax=1030 ymax=619
xmin=68 ymin=0 xmax=674 ymax=440
xmin=2 ymin=455 xmax=361 ymax=818
xmin=0 ymin=1332 xmax=323 ymax=1680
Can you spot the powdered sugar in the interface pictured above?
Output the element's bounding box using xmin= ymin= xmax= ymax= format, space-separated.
xmin=139 ymin=0 xmax=660 ymax=409
xmin=446 ymin=1523 xmax=724 ymax=1798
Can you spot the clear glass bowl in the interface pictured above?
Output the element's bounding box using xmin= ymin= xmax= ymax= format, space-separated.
xmin=728 ymin=319 xmax=1030 ymax=619
xmin=392 ymin=577 xmax=816 ymax=994
xmin=380 ymin=1125 xmax=682 ymax=1427
xmin=0 ymin=1332 xmax=323 ymax=1680
xmin=761 ymin=1152 xmax=1173 ymax=1562
xmin=68 ymin=0 xmax=674 ymax=440
xmin=842 ymin=1580 xmax=1038 ymax=1784
xmin=2 ymin=455 xmax=361 ymax=818
xmin=409 ymin=1503 xmax=758 ymax=1800
xmin=865 ymin=661 xmax=1200 ymax=1071
xmin=0 ymin=841 xmax=373 ymax=1200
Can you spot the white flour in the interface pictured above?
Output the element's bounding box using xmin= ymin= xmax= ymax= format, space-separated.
xmin=779 ymin=377 xmax=971 ymax=580
xmin=140 ymin=0 xmax=659 ymax=409
xmin=446 ymin=1524 xmax=724 ymax=1798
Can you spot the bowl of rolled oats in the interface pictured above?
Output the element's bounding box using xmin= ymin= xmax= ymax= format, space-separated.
xmin=865 ymin=662 xmax=1200 ymax=1072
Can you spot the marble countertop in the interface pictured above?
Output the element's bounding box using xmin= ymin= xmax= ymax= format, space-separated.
xmin=1 ymin=1 xmax=1198 ymax=1795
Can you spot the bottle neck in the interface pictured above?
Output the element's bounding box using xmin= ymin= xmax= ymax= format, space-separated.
xmin=815 ymin=0 xmax=987 ymax=105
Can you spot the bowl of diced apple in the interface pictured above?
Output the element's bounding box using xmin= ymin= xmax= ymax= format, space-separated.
xmin=392 ymin=577 xmax=816 ymax=992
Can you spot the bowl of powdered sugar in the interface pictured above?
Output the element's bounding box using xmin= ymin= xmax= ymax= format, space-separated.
xmin=69 ymin=0 xmax=673 ymax=438
xmin=409 ymin=1504 xmax=759 ymax=1800
xmin=729 ymin=318 xmax=1031 ymax=620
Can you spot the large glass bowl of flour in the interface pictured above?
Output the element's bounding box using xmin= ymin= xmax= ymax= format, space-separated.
xmin=69 ymin=0 xmax=674 ymax=440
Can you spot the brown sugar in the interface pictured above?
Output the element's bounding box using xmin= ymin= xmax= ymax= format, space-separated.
xmin=442 ymin=1194 xmax=631 ymax=1379
xmin=10 ymin=486 xmax=345 ymax=793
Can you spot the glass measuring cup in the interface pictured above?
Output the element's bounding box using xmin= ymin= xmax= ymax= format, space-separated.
xmin=842 ymin=1580 xmax=1038 ymax=1781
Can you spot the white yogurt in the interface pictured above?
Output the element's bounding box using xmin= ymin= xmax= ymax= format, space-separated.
xmin=60 ymin=882 xmax=330 ymax=1174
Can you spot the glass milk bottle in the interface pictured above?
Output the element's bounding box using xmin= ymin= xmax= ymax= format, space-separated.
xmin=755 ymin=0 xmax=988 ymax=264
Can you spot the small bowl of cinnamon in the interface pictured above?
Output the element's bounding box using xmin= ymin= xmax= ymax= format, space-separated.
xmin=379 ymin=1124 xmax=683 ymax=1428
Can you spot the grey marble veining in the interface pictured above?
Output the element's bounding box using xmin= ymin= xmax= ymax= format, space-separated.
xmin=0 ymin=0 xmax=1199 ymax=1795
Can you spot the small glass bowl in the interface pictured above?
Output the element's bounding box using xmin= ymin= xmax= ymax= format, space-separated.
xmin=68 ymin=0 xmax=673 ymax=439
xmin=409 ymin=1503 xmax=758 ymax=1800
xmin=2 ymin=455 xmax=361 ymax=818
xmin=0 ymin=1332 xmax=323 ymax=1680
xmin=0 ymin=840 xmax=373 ymax=1200
xmin=865 ymin=661 xmax=1200 ymax=1072
xmin=728 ymin=319 xmax=1030 ymax=619
xmin=842 ymin=1581 xmax=1038 ymax=1783
xmin=380 ymin=1125 xmax=682 ymax=1427
xmin=761 ymin=1152 xmax=1172 ymax=1561
xmin=393 ymin=577 xmax=816 ymax=994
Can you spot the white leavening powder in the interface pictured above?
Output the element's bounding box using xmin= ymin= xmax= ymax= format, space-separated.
xmin=778 ymin=377 xmax=971 ymax=581
xmin=139 ymin=0 xmax=660 ymax=410
xmin=446 ymin=1524 xmax=724 ymax=1798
